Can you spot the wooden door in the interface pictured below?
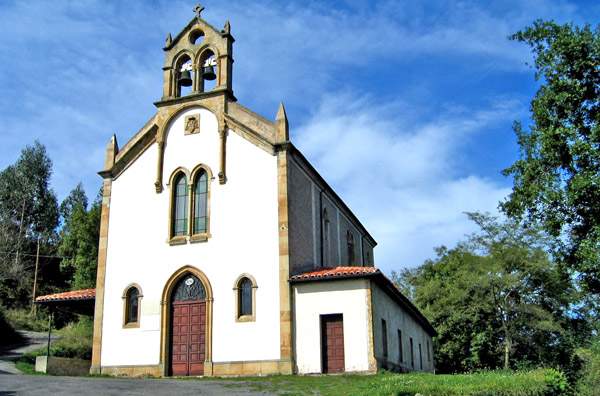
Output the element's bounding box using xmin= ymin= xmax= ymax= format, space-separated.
xmin=171 ymin=301 xmax=206 ymax=376
xmin=169 ymin=274 xmax=207 ymax=376
xmin=321 ymin=314 xmax=345 ymax=373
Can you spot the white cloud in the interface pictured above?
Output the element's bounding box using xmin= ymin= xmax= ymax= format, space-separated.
xmin=294 ymin=92 xmax=515 ymax=272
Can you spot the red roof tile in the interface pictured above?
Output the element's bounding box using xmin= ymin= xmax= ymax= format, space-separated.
xmin=290 ymin=266 xmax=379 ymax=282
xmin=35 ymin=288 xmax=96 ymax=303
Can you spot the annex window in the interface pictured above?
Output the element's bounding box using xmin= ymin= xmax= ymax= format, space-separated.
xmin=410 ymin=337 xmax=414 ymax=369
xmin=381 ymin=319 xmax=388 ymax=360
xmin=234 ymin=275 xmax=257 ymax=322
xmin=322 ymin=209 xmax=331 ymax=267
xmin=398 ymin=329 xmax=403 ymax=363
xmin=192 ymin=169 xmax=208 ymax=234
xmin=123 ymin=284 xmax=142 ymax=328
xmin=172 ymin=173 xmax=188 ymax=237
xmin=346 ymin=231 xmax=355 ymax=265
xmin=419 ymin=343 xmax=423 ymax=370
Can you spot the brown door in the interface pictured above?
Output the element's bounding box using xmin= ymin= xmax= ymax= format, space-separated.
xmin=321 ymin=314 xmax=345 ymax=373
xmin=169 ymin=274 xmax=207 ymax=376
xmin=171 ymin=301 xmax=206 ymax=376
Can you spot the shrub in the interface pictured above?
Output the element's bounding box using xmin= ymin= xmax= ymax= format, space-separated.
xmin=577 ymin=340 xmax=600 ymax=396
xmin=543 ymin=368 xmax=568 ymax=396
xmin=5 ymin=308 xmax=50 ymax=332
xmin=0 ymin=306 xmax=24 ymax=347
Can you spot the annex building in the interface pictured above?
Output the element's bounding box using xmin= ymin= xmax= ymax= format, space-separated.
xmin=89 ymin=5 xmax=436 ymax=377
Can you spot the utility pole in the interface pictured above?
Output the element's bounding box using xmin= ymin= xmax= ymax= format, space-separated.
xmin=31 ymin=237 xmax=40 ymax=315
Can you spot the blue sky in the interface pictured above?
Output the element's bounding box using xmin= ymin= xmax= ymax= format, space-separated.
xmin=1 ymin=0 xmax=599 ymax=274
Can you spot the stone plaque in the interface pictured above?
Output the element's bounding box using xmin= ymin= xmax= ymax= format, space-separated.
xmin=184 ymin=114 xmax=200 ymax=135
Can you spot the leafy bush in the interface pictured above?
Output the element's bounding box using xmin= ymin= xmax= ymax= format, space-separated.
xmin=577 ymin=340 xmax=600 ymax=396
xmin=5 ymin=308 xmax=50 ymax=332
xmin=0 ymin=306 xmax=24 ymax=347
xmin=543 ymin=369 xmax=568 ymax=396
xmin=20 ymin=317 xmax=93 ymax=364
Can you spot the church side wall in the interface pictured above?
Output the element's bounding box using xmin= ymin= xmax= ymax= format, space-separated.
xmin=293 ymin=279 xmax=372 ymax=374
xmin=100 ymin=107 xmax=281 ymax=369
xmin=370 ymin=282 xmax=435 ymax=372
xmin=287 ymin=154 xmax=375 ymax=275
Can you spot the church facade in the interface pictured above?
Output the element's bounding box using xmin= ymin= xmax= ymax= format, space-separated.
xmin=90 ymin=6 xmax=436 ymax=377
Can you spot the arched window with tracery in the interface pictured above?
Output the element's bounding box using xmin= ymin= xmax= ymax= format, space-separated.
xmin=123 ymin=285 xmax=142 ymax=328
xmin=193 ymin=169 xmax=208 ymax=235
xmin=172 ymin=173 xmax=188 ymax=237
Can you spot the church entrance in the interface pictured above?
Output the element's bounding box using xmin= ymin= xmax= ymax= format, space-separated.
xmin=169 ymin=274 xmax=206 ymax=376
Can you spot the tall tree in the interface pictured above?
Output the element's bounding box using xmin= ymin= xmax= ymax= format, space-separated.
xmin=58 ymin=185 xmax=100 ymax=290
xmin=0 ymin=141 xmax=59 ymax=306
xmin=502 ymin=21 xmax=600 ymax=294
xmin=394 ymin=213 xmax=587 ymax=374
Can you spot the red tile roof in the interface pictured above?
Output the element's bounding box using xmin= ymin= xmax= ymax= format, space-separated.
xmin=35 ymin=288 xmax=96 ymax=303
xmin=290 ymin=266 xmax=380 ymax=282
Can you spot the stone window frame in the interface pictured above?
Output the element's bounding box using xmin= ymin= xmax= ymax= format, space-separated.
xmin=167 ymin=165 xmax=214 ymax=245
xmin=122 ymin=283 xmax=143 ymax=329
xmin=232 ymin=273 xmax=258 ymax=323
xmin=189 ymin=164 xmax=213 ymax=243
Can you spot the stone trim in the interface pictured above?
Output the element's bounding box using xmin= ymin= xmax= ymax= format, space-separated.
xmin=160 ymin=266 xmax=214 ymax=377
xmin=90 ymin=177 xmax=112 ymax=374
xmin=276 ymin=148 xmax=294 ymax=374
xmin=366 ymin=280 xmax=377 ymax=372
xmin=100 ymin=359 xmax=295 ymax=378
xmin=211 ymin=359 xmax=291 ymax=376
xmin=232 ymin=273 xmax=258 ymax=323
xmin=122 ymin=283 xmax=143 ymax=329
xmin=100 ymin=364 xmax=163 ymax=378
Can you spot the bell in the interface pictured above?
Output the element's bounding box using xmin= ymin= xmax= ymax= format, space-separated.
xmin=202 ymin=65 xmax=216 ymax=81
xmin=178 ymin=70 xmax=193 ymax=87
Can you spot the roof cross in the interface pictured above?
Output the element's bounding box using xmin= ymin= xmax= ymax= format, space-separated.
xmin=193 ymin=4 xmax=205 ymax=19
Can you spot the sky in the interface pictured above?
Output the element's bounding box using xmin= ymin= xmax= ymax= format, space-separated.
xmin=0 ymin=0 xmax=599 ymax=275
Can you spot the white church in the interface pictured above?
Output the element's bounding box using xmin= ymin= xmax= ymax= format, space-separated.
xmin=88 ymin=5 xmax=436 ymax=377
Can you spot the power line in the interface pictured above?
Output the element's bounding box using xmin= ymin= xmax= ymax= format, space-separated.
xmin=0 ymin=251 xmax=72 ymax=259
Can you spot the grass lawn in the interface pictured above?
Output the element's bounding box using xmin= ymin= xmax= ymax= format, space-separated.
xmin=208 ymin=370 xmax=554 ymax=396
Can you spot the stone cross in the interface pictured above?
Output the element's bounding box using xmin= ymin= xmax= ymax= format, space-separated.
xmin=193 ymin=4 xmax=205 ymax=19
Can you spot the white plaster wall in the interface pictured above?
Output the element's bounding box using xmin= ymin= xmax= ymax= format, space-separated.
xmin=100 ymin=107 xmax=281 ymax=366
xmin=293 ymin=280 xmax=371 ymax=374
xmin=371 ymin=283 xmax=434 ymax=372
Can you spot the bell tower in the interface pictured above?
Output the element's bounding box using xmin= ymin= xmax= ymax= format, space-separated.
xmin=159 ymin=4 xmax=235 ymax=102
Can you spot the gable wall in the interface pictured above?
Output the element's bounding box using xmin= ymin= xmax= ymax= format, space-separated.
xmin=100 ymin=106 xmax=282 ymax=367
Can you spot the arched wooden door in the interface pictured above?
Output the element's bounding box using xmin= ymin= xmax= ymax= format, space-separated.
xmin=169 ymin=274 xmax=206 ymax=376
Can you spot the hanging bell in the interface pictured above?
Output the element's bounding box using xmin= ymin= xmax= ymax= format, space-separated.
xmin=178 ymin=70 xmax=193 ymax=87
xmin=202 ymin=65 xmax=216 ymax=81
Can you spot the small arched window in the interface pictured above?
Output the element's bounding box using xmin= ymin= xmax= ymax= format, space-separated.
xmin=234 ymin=275 xmax=257 ymax=322
xmin=347 ymin=231 xmax=355 ymax=265
xmin=172 ymin=173 xmax=188 ymax=237
xmin=123 ymin=285 xmax=142 ymax=328
xmin=193 ymin=170 xmax=208 ymax=234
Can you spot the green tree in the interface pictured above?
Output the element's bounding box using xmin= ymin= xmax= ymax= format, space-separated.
xmin=0 ymin=141 xmax=59 ymax=307
xmin=58 ymin=185 xmax=100 ymax=290
xmin=394 ymin=213 xmax=586 ymax=374
xmin=502 ymin=21 xmax=600 ymax=294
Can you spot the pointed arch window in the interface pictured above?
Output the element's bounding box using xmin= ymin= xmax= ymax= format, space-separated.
xmin=172 ymin=173 xmax=188 ymax=237
xmin=233 ymin=275 xmax=257 ymax=322
xmin=322 ymin=209 xmax=331 ymax=267
xmin=193 ymin=169 xmax=208 ymax=235
xmin=123 ymin=284 xmax=142 ymax=328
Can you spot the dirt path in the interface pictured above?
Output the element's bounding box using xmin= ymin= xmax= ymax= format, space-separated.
xmin=0 ymin=331 xmax=57 ymax=374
